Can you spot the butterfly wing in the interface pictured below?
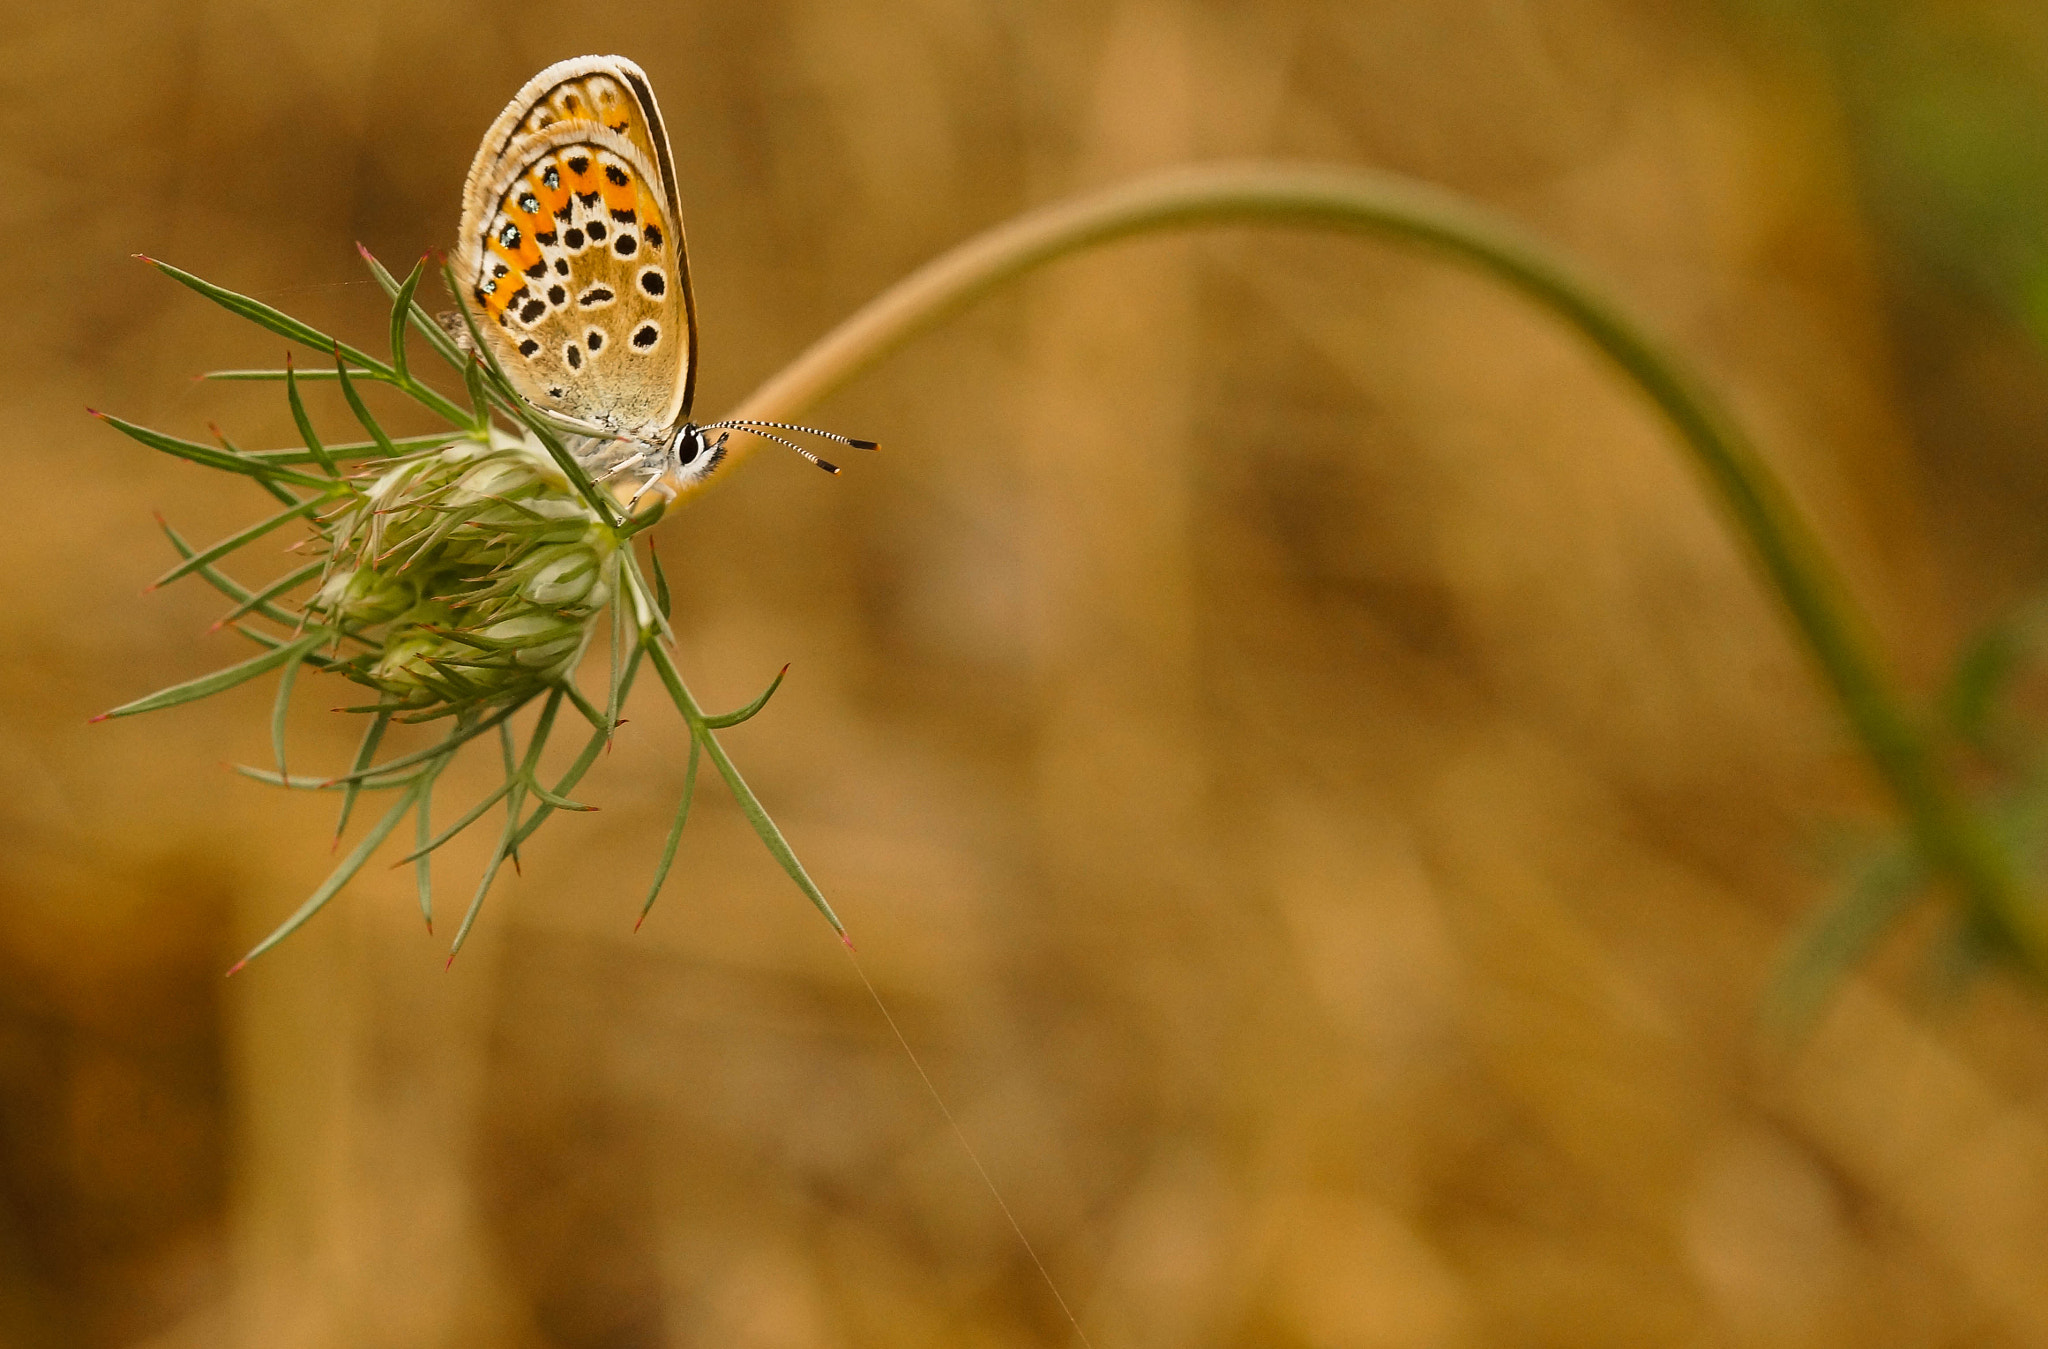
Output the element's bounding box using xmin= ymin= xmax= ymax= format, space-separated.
xmin=454 ymin=56 xmax=696 ymax=433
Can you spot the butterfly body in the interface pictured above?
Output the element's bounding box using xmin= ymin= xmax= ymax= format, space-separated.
xmin=456 ymin=56 xmax=705 ymax=492
xmin=458 ymin=57 xmax=872 ymax=496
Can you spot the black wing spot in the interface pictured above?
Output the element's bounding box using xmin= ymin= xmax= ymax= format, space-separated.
xmin=554 ymin=258 xmax=569 ymax=275
xmin=491 ymin=261 xmax=509 ymax=278
xmin=632 ymin=323 xmax=660 ymax=349
xmin=638 ymin=268 xmax=666 ymax=298
xmin=643 ymin=223 xmax=664 ymax=248
xmin=517 ymin=338 xmax=539 ymax=357
xmin=610 ymin=207 xmax=636 ymax=223
xmin=547 ymin=284 xmax=566 ymax=306
xmin=535 ymin=230 xmax=557 ymax=246
xmin=563 ymin=227 xmax=585 ymax=250
xmin=586 ymin=329 xmax=604 ymax=351
xmin=548 ymin=386 xmax=563 ymax=398
xmin=578 ymin=286 xmax=615 ymax=307
xmin=564 ymin=344 xmax=583 ymax=370
xmin=519 ymin=299 xmax=546 ymax=324
xmin=586 ymin=220 xmax=608 ymax=243
xmin=524 ymin=260 xmax=546 ymax=279
xmin=541 ymin=165 xmax=561 ymax=190
xmin=608 ymin=119 xmax=629 ymax=133
xmin=567 ymin=155 xmax=590 ymax=175
xmin=554 ymin=203 xmax=573 ymax=222
xmin=517 ymin=192 xmax=540 ymax=214
xmin=604 ymin=164 xmax=629 ymax=187
xmin=497 ymin=221 xmax=521 ymax=248
xmin=613 ymin=233 xmax=638 ymax=258
xmin=576 ymin=190 xmax=600 ymax=208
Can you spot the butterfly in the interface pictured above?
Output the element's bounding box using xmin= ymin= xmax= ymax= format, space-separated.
xmin=453 ymin=55 xmax=871 ymax=500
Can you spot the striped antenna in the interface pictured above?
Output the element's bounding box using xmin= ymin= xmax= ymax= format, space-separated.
xmin=704 ymin=418 xmax=879 ymax=451
xmin=723 ymin=425 xmax=839 ymax=474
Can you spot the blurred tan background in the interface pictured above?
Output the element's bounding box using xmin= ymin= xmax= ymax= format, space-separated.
xmin=11 ymin=0 xmax=2048 ymax=1345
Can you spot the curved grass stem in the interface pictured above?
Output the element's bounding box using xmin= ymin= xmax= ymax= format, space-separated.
xmin=721 ymin=160 xmax=2041 ymax=968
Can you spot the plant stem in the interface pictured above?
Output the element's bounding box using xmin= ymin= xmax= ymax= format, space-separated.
xmin=721 ymin=160 xmax=2041 ymax=965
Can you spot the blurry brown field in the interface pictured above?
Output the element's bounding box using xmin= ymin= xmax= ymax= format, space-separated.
xmin=12 ymin=1 xmax=2048 ymax=1346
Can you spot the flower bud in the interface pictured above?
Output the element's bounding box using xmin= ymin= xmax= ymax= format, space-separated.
xmin=314 ymin=430 xmax=618 ymax=713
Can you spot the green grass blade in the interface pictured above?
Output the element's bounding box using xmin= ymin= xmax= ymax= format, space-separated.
xmin=448 ymin=696 xmax=562 ymax=963
xmin=649 ymin=541 xmax=673 ymax=620
xmin=700 ymin=664 xmax=789 ymax=729
xmin=270 ymin=641 xmax=310 ymax=779
xmin=447 ymin=812 xmax=517 ymax=965
xmin=90 ymin=410 xmax=330 ymax=488
xmin=622 ymin=549 xmax=674 ymax=645
xmin=156 ymin=516 xmax=332 ymax=641
xmin=359 ymin=244 xmax=469 ymax=374
xmin=284 ymin=356 xmax=339 ymax=478
xmin=462 ymin=353 xmax=492 ymax=432
xmin=559 ymin=678 xmax=609 ymax=732
xmin=142 ymin=255 xmax=393 ymax=377
xmin=606 ymin=564 xmax=627 ymax=729
xmin=94 ymin=632 xmax=325 ymax=722
xmin=151 ymin=495 xmax=327 ymax=590
xmin=387 ymin=256 xmax=427 ymax=386
xmin=646 ymin=642 xmax=845 ymax=935
xmin=228 ymin=624 xmax=350 ymax=669
xmin=214 ymin=558 xmax=323 ymax=629
xmin=321 ymin=700 xmax=524 ymax=785
xmin=334 ymin=708 xmax=393 ymax=843
xmin=637 ymin=735 xmax=699 ymax=930
xmin=244 ymin=432 xmax=464 ymax=467
xmin=526 ymin=779 xmax=595 ymax=811
xmin=201 ymin=368 xmax=397 ymax=384
xmin=212 ymin=425 xmax=303 ymax=506
xmin=333 ymin=347 xmax=399 ymax=459
xmin=233 ymin=765 xmax=372 ymax=790
xmin=394 ymin=778 xmax=514 ymax=863
xmin=510 ymin=650 xmax=643 ymax=851
xmin=412 ymin=752 xmax=453 ymax=932
xmin=227 ymin=783 xmax=421 ymax=974
xmin=437 ymin=255 xmax=513 ymax=385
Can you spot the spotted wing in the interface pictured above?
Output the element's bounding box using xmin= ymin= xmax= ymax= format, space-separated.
xmin=454 ymin=57 xmax=696 ymax=432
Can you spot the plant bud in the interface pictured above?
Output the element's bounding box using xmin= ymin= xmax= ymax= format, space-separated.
xmin=313 ymin=431 xmax=617 ymax=714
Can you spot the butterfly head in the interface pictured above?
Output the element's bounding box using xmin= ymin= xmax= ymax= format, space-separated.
xmin=664 ymin=423 xmax=727 ymax=490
